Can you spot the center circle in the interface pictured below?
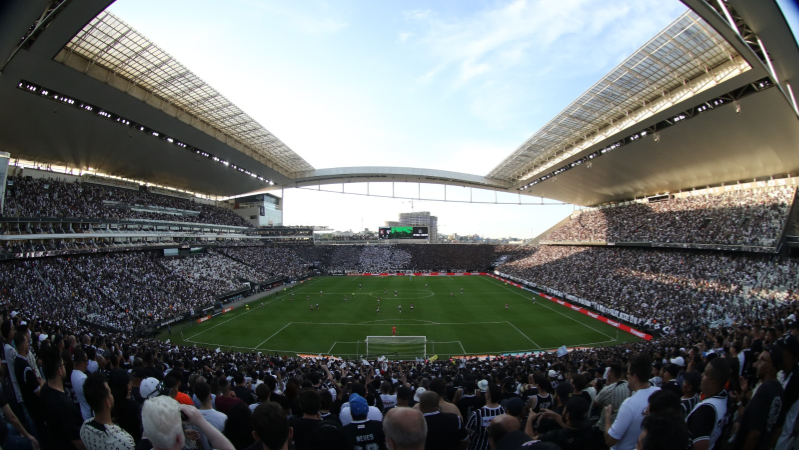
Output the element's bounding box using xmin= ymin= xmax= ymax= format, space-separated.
xmin=368 ymin=289 xmax=434 ymax=299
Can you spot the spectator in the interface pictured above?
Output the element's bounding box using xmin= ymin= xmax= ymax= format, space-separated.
xmin=0 ymin=386 xmax=40 ymax=450
xmin=679 ymin=371 xmax=701 ymax=419
xmin=194 ymin=382 xmax=226 ymax=450
xmin=250 ymin=383 xmax=271 ymax=412
xmin=79 ymin=371 xmax=135 ymax=450
xmin=343 ymin=394 xmax=385 ymax=450
xmin=290 ymin=389 xmax=323 ymax=450
xmin=215 ymin=378 xmax=243 ymax=415
xmin=108 ymin=369 xmax=142 ymax=443
xmin=637 ymin=415 xmax=691 ymax=450
xmin=222 ymin=403 xmax=255 ymax=450
xmin=594 ymin=362 xmax=630 ymax=430
xmin=384 ymin=407 xmax=426 ymax=450
xmin=39 ymin=347 xmax=85 ymax=450
xmin=604 ymin=353 xmax=660 ymax=450
xmin=419 ymin=391 xmax=469 ymax=450
xmin=467 ymin=383 xmax=505 ymax=450
xmin=140 ymin=397 xmax=234 ymax=450
xmin=532 ymin=397 xmax=595 ymax=450
xmin=251 ymin=402 xmax=292 ymax=450
xmin=14 ymin=331 xmax=43 ymax=435
xmin=685 ymin=358 xmax=730 ymax=450
xmin=456 ymin=380 xmax=485 ymax=421
xmin=731 ymin=345 xmax=785 ymax=450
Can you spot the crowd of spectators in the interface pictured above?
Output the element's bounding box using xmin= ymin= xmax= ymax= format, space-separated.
xmin=498 ymin=246 xmax=798 ymax=331
xmin=545 ymin=186 xmax=796 ymax=250
xmin=217 ymin=246 xmax=313 ymax=280
xmin=4 ymin=175 xmax=253 ymax=227
xmin=0 ymin=283 xmax=794 ymax=450
xmin=161 ymin=251 xmax=270 ymax=293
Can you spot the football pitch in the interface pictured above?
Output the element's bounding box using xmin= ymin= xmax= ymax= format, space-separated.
xmin=162 ymin=275 xmax=639 ymax=359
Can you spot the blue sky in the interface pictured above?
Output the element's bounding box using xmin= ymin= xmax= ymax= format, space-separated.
xmin=108 ymin=0 xmax=689 ymax=238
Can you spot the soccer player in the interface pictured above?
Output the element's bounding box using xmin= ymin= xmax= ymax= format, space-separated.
xmin=384 ymin=289 xmax=387 ymax=294
xmin=461 ymin=287 xmax=464 ymax=294
xmin=450 ymin=292 xmax=453 ymax=298
xmin=376 ymin=306 xmax=380 ymax=314
xmin=425 ymin=283 xmax=428 ymax=288
xmin=410 ymin=303 xmax=414 ymax=312
xmin=345 ymin=296 xmax=348 ymax=303
xmin=531 ymin=296 xmax=536 ymax=304
xmin=505 ymin=303 xmax=509 ymax=310
xmin=398 ymin=304 xmax=402 ymax=313
xmin=316 ymin=303 xmax=320 ymax=310
xmin=320 ymin=290 xmax=323 ymax=295
xmin=377 ymin=298 xmax=381 ymax=304
xmin=310 ymin=305 xmax=314 ymax=311
xmin=392 ymin=326 xmax=397 ymax=336
xmin=359 ymin=283 xmax=362 ymax=289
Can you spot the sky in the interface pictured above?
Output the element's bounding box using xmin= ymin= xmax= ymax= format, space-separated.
xmin=107 ymin=0 xmax=690 ymax=238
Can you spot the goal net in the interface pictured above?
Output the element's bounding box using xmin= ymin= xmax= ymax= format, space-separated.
xmin=365 ymin=336 xmax=427 ymax=359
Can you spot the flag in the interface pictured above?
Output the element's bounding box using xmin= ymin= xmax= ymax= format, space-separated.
xmin=556 ymin=345 xmax=568 ymax=357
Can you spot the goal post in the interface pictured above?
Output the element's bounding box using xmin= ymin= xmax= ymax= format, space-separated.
xmin=365 ymin=336 xmax=427 ymax=359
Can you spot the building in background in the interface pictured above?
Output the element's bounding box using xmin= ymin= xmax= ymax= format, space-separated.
xmin=398 ymin=211 xmax=438 ymax=243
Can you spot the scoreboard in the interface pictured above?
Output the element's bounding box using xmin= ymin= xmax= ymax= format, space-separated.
xmin=378 ymin=226 xmax=429 ymax=240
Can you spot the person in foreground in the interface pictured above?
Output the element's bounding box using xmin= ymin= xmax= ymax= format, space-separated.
xmin=384 ymin=407 xmax=427 ymax=450
xmin=140 ymin=396 xmax=234 ymax=450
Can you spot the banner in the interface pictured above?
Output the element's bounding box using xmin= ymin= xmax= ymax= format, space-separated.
xmin=196 ymin=315 xmax=211 ymax=324
xmin=222 ymin=307 xmax=234 ymax=314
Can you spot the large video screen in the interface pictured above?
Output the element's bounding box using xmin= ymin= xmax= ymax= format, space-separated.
xmin=378 ymin=226 xmax=429 ymax=240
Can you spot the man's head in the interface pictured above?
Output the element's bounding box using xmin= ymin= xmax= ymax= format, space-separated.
xmin=487 ymin=414 xmax=523 ymax=450
xmin=418 ymin=391 xmax=440 ymax=413
xmin=645 ymin=390 xmax=682 ymax=419
xmin=299 ymin=389 xmax=321 ymax=416
xmin=756 ymin=345 xmax=783 ymax=381
xmin=84 ymin=372 xmax=114 ymax=414
xmin=349 ymin=394 xmax=370 ymax=421
xmin=73 ymin=348 xmax=88 ymax=371
xmin=13 ymin=332 xmax=28 ymax=356
xmin=628 ymin=353 xmax=653 ymax=387
xmin=700 ymin=357 xmax=730 ymax=397
xmin=195 ymin=382 xmax=212 ymax=406
xmin=563 ymin=396 xmax=590 ymax=427
xmin=255 ymin=383 xmax=271 ymax=403
xmin=682 ymin=371 xmax=701 ymax=398
xmin=486 ymin=383 xmax=501 ymax=405
xmin=42 ymin=347 xmax=65 ymax=382
xmin=637 ymin=415 xmax=690 ymax=450
xmin=141 ymin=396 xmax=185 ymax=450
xmin=252 ymin=402 xmax=292 ymax=450
xmin=384 ymin=407 xmax=427 ymax=450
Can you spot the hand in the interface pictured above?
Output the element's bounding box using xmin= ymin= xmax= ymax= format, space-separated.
xmin=28 ymin=435 xmax=40 ymax=450
xmin=184 ymin=429 xmax=201 ymax=441
xmin=179 ymin=405 xmax=204 ymax=426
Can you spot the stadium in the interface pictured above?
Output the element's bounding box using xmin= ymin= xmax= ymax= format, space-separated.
xmin=0 ymin=1 xmax=797 ymax=450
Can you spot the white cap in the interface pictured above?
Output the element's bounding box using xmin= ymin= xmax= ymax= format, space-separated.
xmin=548 ymin=370 xmax=558 ymax=378
xmin=669 ymin=356 xmax=685 ymax=367
xmin=139 ymin=378 xmax=162 ymax=400
xmin=38 ymin=334 xmax=48 ymax=342
xmin=414 ymin=387 xmax=426 ymax=402
xmin=478 ymin=380 xmax=489 ymax=392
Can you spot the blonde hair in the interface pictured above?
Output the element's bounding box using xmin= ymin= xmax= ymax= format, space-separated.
xmin=141 ymin=396 xmax=184 ymax=450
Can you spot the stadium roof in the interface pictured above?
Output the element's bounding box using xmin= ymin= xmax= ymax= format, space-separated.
xmin=487 ymin=10 xmax=747 ymax=183
xmin=0 ymin=0 xmax=795 ymax=204
xmin=60 ymin=11 xmax=314 ymax=177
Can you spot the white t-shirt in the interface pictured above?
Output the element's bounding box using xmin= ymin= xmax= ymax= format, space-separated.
xmin=4 ymin=344 xmax=21 ymax=401
xmin=72 ymin=369 xmax=92 ymax=420
xmin=339 ymin=404 xmax=384 ymax=425
xmin=198 ymin=408 xmax=227 ymax=450
xmin=608 ymin=386 xmax=660 ymax=450
xmin=381 ymin=394 xmax=398 ymax=409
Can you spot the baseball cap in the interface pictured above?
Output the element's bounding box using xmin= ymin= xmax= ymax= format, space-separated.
xmin=38 ymin=333 xmax=48 ymax=342
xmin=139 ymin=377 xmax=162 ymax=400
xmin=669 ymin=356 xmax=685 ymax=367
xmin=478 ymin=380 xmax=489 ymax=392
xmin=414 ymin=387 xmax=427 ymax=402
xmin=349 ymin=394 xmax=369 ymax=417
xmin=555 ymin=382 xmax=573 ymax=401
xmin=777 ymin=334 xmax=799 ymax=360
xmin=547 ymin=370 xmax=557 ymax=378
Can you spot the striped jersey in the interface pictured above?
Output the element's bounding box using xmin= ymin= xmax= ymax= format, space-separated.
xmin=467 ymin=405 xmax=505 ymax=450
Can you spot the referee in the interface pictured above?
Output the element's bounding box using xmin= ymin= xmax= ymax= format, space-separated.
xmin=466 ymin=383 xmax=505 ymax=450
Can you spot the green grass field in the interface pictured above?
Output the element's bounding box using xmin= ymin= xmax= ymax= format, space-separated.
xmin=162 ymin=275 xmax=639 ymax=359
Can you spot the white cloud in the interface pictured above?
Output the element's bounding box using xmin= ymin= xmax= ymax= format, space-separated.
xmin=404 ymin=0 xmax=687 ymax=128
xmin=398 ymin=31 xmax=414 ymax=43
xmin=243 ymin=0 xmax=348 ymax=36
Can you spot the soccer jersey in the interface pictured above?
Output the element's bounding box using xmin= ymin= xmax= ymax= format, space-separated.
xmin=467 ymin=405 xmax=505 ymax=450
xmin=343 ymin=419 xmax=386 ymax=450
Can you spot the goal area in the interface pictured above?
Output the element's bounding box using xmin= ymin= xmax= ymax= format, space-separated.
xmin=365 ymin=336 xmax=427 ymax=359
